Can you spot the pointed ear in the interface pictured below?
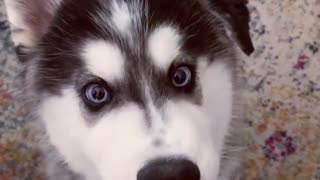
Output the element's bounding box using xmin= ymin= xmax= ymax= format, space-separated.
xmin=209 ymin=0 xmax=254 ymax=56
xmin=5 ymin=0 xmax=62 ymax=47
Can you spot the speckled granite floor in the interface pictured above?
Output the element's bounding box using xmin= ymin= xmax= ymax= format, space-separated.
xmin=1 ymin=0 xmax=320 ymax=179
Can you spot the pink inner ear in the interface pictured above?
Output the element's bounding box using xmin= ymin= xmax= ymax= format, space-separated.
xmin=17 ymin=0 xmax=61 ymax=44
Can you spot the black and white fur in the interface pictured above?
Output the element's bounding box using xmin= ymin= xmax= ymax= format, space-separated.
xmin=5 ymin=0 xmax=254 ymax=179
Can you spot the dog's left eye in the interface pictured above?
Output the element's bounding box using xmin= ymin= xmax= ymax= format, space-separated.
xmin=83 ymin=83 xmax=111 ymax=107
xmin=171 ymin=66 xmax=192 ymax=88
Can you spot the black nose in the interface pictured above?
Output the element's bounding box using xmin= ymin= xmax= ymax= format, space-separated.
xmin=137 ymin=158 xmax=200 ymax=180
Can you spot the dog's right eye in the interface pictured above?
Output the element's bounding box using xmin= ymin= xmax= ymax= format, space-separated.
xmin=83 ymin=83 xmax=112 ymax=108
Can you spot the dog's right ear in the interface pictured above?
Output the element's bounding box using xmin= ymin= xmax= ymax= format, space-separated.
xmin=5 ymin=0 xmax=62 ymax=47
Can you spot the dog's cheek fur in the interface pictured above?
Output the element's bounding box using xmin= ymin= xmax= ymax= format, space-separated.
xmin=198 ymin=58 xmax=237 ymax=179
xmin=38 ymin=88 xmax=101 ymax=180
xmin=38 ymin=89 xmax=155 ymax=180
xmin=198 ymin=59 xmax=234 ymax=150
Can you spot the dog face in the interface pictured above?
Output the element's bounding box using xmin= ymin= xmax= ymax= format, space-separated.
xmin=7 ymin=0 xmax=253 ymax=179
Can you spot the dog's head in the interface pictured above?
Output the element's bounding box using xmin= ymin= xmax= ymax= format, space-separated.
xmin=7 ymin=0 xmax=253 ymax=179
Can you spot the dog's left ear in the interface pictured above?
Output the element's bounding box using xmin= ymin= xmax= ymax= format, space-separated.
xmin=208 ymin=0 xmax=254 ymax=55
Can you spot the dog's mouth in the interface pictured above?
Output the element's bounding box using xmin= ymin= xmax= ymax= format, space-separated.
xmin=137 ymin=158 xmax=201 ymax=180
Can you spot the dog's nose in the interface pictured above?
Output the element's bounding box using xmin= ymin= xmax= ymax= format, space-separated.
xmin=137 ymin=158 xmax=200 ymax=180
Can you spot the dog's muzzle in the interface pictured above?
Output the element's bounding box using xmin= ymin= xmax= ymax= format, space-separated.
xmin=137 ymin=158 xmax=200 ymax=180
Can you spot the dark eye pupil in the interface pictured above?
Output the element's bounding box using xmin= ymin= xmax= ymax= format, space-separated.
xmin=85 ymin=84 xmax=110 ymax=105
xmin=91 ymin=86 xmax=105 ymax=100
xmin=174 ymin=70 xmax=187 ymax=84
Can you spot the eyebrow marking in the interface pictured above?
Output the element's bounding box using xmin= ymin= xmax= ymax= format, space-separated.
xmin=148 ymin=26 xmax=182 ymax=70
xmin=82 ymin=40 xmax=125 ymax=81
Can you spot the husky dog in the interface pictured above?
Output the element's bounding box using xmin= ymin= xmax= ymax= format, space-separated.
xmin=5 ymin=0 xmax=254 ymax=179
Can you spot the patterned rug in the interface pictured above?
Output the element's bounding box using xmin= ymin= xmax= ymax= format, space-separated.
xmin=1 ymin=0 xmax=320 ymax=179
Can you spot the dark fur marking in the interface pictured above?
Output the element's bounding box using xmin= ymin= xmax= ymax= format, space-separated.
xmin=209 ymin=0 xmax=254 ymax=55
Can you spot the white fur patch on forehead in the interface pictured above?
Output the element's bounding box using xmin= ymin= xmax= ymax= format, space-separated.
xmin=148 ymin=26 xmax=182 ymax=70
xmin=111 ymin=1 xmax=131 ymax=35
xmin=81 ymin=40 xmax=125 ymax=80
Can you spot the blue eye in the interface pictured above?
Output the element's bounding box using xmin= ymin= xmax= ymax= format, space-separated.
xmin=84 ymin=83 xmax=111 ymax=106
xmin=172 ymin=66 xmax=192 ymax=87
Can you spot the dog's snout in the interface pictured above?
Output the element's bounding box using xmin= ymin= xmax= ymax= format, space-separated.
xmin=137 ymin=158 xmax=200 ymax=180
